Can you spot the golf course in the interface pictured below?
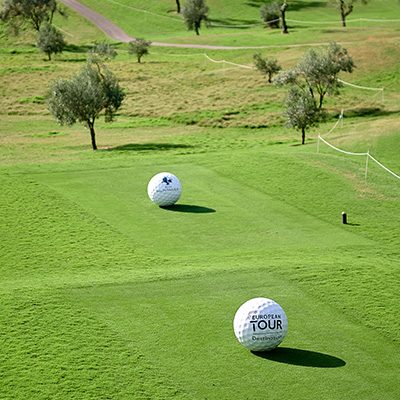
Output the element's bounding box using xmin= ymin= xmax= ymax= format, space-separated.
xmin=0 ymin=0 xmax=399 ymax=398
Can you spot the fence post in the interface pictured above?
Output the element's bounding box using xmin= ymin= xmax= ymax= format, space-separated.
xmin=365 ymin=151 xmax=370 ymax=182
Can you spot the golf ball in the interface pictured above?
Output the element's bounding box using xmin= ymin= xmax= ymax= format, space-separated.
xmin=233 ymin=297 xmax=288 ymax=351
xmin=147 ymin=172 xmax=182 ymax=206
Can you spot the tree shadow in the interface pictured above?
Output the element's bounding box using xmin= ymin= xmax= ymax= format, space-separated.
xmin=288 ymin=1 xmax=326 ymax=11
xmin=252 ymin=347 xmax=346 ymax=368
xmin=64 ymin=44 xmax=92 ymax=53
xmin=106 ymin=143 xmax=193 ymax=152
xmin=209 ymin=17 xmax=258 ymax=28
xmin=160 ymin=204 xmax=216 ymax=213
xmin=246 ymin=0 xmax=325 ymax=10
xmin=246 ymin=0 xmax=266 ymax=8
xmin=344 ymin=108 xmax=399 ymax=118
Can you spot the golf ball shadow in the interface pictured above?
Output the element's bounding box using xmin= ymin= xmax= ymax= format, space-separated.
xmin=251 ymin=347 xmax=346 ymax=368
xmin=160 ymin=204 xmax=216 ymax=213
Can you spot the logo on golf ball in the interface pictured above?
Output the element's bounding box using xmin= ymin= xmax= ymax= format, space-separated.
xmin=233 ymin=297 xmax=288 ymax=351
xmin=147 ymin=172 xmax=182 ymax=206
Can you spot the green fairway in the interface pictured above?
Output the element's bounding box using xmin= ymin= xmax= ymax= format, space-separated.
xmin=1 ymin=0 xmax=400 ymax=398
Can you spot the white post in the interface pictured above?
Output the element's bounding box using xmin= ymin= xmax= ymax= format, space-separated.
xmin=317 ymin=135 xmax=320 ymax=153
xmin=365 ymin=151 xmax=370 ymax=182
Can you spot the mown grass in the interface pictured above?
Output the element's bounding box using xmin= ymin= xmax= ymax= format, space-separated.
xmin=1 ymin=1 xmax=400 ymax=399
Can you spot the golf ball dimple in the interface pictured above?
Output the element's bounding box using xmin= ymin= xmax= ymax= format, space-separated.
xmin=147 ymin=172 xmax=182 ymax=206
xmin=233 ymin=297 xmax=288 ymax=351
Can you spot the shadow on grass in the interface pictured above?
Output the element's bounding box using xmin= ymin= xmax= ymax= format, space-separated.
xmin=344 ymin=108 xmax=399 ymax=118
xmin=246 ymin=0 xmax=324 ymax=10
xmin=209 ymin=17 xmax=258 ymax=28
xmin=107 ymin=143 xmax=193 ymax=152
xmin=64 ymin=44 xmax=92 ymax=53
xmin=252 ymin=347 xmax=346 ymax=368
xmin=160 ymin=204 xmax=216 ymax=213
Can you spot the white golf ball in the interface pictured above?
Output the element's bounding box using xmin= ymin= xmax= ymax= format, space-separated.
xmin=147 ymin=172 xmax=182 ymax=206
xmin=233 ymin=297 xmax=288 ymax=351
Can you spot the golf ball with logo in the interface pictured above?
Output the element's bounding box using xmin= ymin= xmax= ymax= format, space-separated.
xmin=147 ymin=172 xmax=182 ymax=206
xmin=233 ymin=297 xmax=288 ymax=351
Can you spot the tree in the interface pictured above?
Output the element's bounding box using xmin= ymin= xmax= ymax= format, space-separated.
xmin=260 ymin=1 xmax=280 ymax=29
xmin=285 ymin=87 xmax=322 ymax=145
xmin=128 ymin=38 xmax=151 ymax=63
xmin=260 ymin=1 xmax=288 ymax=33
xmin=332 ymin=0 xmax=368 ymax=27
xmin=274 ymin=42 xmax=354 ymax=108
xmin=47 ymin=61 xmax=125 ymax=150
xmin=0 ymin=0 xmax=66 ymax=32
xmin=182 ymin=0 xmax=209 ymax=35
xmin=253 ymin=53 xmax=281 ymax=83
xmin=89 ymin=42 xmax=117 ymax=61
xmin=37 ymin=23 xmax=65 ymax=60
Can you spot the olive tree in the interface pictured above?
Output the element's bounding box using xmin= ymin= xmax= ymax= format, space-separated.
xmin=37 ymin=23 xmax=65 ymax=60
xmin=285 ymin=87 xmax=322 ymax=145
xmin=253 ymin=53 xmax=281 ymax=83
xmin=0 ymin=0 xmax=66 ymax=32
xmin=47 ymin=61 xmax=125 ymax=150
xmin=182 ymin=0 xmax=209 ymax=35
xmin=260 ymin=1 xmax=280 ymax=28
xmin=331 ymin=0 xmax=369 ymax=27
xmin=89 ymin=42 xmax=117 ymax=61
xmin=128 ymin=38 xmax=151 ymax=63
xmin=260 ymin=1 xmax=288 ymax=33
xmin=274 ymin=42 xmax=354 ymax=108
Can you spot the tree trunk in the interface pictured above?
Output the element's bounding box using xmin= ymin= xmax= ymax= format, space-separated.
xmin=268 ymin=73 xmax=272 ymax=83
xmin=195 ymin=22 xmax=200 ymax=35
xmin=280 ymin=2 xmax=288 ymax=34
xmin=319 ymin=94 xmax=324 ymax=109
xmin=301 ymin=127 xmax=305 ymax=145
xmin=176 ymin=0 xmax=181 ymax=13
xmin=88 ymin=120 xmax=97 ymax=150
xmin=340 ymin=1 xmax=353 ymax=27
xmin=341 ymin=11 xmax=346 ymax=27
xmin=137 ymin=55 xmax=141 ymax=63
xmin=47 ymin=52 xmax=52 ymax=61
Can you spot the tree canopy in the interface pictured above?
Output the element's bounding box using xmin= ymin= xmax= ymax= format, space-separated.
xmin=285 ymin=87 xmax=322 ymax=145
xmin=274 ymin=42 xmax=354 ymax=108
xmin=128 ymin=39 xmax=151 ymax=63
xmin=254 ymin=53 xmax=281 ymax=83
xmin=0 ymin=0 xmax=65 ymax=32
xmin=182 ymin=0 xmax=209 ymax=35
xmin=47 ymin=61 xmax=125 ymax=150
xmin=37 ymin=23 xmax=65 ymax=60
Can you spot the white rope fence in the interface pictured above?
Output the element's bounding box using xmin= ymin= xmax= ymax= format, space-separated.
xmin=339 ymin=79 xmax=384 ymax=102
xmin=317 ymin=114 xmax=400 ymax=181
xmin=203 ymin=54 xmax=254 ymax=70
